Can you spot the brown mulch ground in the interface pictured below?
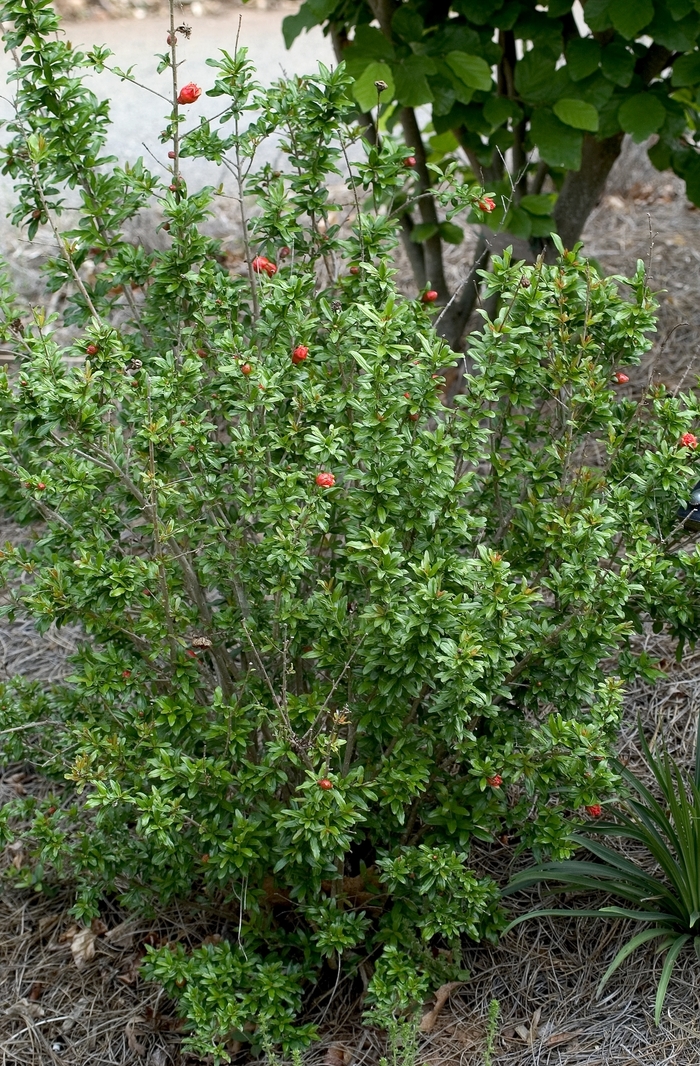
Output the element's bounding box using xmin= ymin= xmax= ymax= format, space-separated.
xmin=2 ymin=141 xmax=700 ymax=1063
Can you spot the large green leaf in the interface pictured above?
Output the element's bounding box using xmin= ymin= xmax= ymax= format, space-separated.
xmin=514 ymin=49 xmax=558 ymax=103
xmin=352 ymin=62 xmax=395 ymax=113
xmin=554 ymin=98 xmax=599 ymax=131
xmin=445 ymin=52 xmax=493 ymax=91
xmin=520 ymin=193 xmax=557 ymax=216
xmin=609 ymin=0 xmax=654 ymax=39
xmin=393 ymin=56 xmax=435 ymax=107
xmin=483 ymin=95 xmax=523 ymax=128
xmin=649 ymin=8 xmax=700 ymax=51
xmin=530 ymin=108 xmax=583 ymax=170
xmin=585 ymin=0 xmax=613 ymax=32
xmin=668 ymin=0 xmax=693 ymax=16
xmin=672 ymin=51 xmax=700 ymax=86
xmin=566 ymin=38 xmax=601 ymax=81
xmin=439 ymin=221 xmax=464 ymax=244
xmin=281 ymin=1 xmax=321 ymax=49
xmin=343 ymin=25 xmax=394 ymax=78
xmin=452 ymin=0 xmax=504 ymax=24
xmin=618 ymin=93 xmax=667 ymax=142
xmin=410 ymin=223 xmax=439 ymax=244
xmin=391 ymin=7 xmax=424 ymax=43
xmin=601 ymin=42 xmax=636 ymax=86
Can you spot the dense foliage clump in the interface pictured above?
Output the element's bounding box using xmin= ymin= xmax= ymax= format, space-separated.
xmin=1 ymin=0 xmax=700 ymax=1058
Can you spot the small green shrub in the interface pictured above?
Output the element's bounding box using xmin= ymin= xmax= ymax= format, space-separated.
xmin=0 ymin=0 xmax=700 ymax=1059
xmin=504 ymin=726 xmax=700 ymax=1025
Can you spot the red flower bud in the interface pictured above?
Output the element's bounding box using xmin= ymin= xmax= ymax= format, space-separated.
xmin=196 ymin=348 xmax=207 ymax=358
xmin=168 ymin=150 xmax=176 ymax=159
xmin=122 ymin=670 xmax=131 ymax=679
xmin=613 ymin=371 xmax=629 ymax=384
xmin=36 ymin=482 xmax=46 ymax=490
xmin=292 ymin=345 xmax=308 ymax=365
xmin=486 ymin=774 xmax=503 ymax=787
xmin=169 ymin=184 xmax=178 ymax=193
xmin=349 ymin=265 xmax=360 ymax=275
xmin=404 ymin=392 xmax=411 ymax=399
xmin=177 ymin=82 xmax=202 ymax=106
xmin=404 ymin=156 xmax=416 ymax=167
xmin=318 ymin=778 xmax=333 ymax=791
xmin=47 ymin=806 xmax=56 ymax=815
xmin=241 ymin=363 xmax=252 ymax=375
xmin=477 ymin=196 xmax=496 ymax=212
xmin=279 ymin=246 xmax=291 ymax=258
xmin=422 ymin=290 xmax=438 ymax=303
xmin=409 ymin=412 xmax=419 ymax=421
xmin=86 ymin=344 xmax=98 ymax=356
xmin=315 ymin=471 xmax=335 ymax=488
xmin=681 ymin=432 xmax=698 ymax=449
xmin=585 ymin=804 xmax=602 ymax=817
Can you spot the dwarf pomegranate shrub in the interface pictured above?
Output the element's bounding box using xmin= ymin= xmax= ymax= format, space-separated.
xmin=2 ymin=0 xmax=700 ymax=1059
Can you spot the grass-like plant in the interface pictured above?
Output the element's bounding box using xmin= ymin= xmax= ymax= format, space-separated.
xmin=504 ymin=725 xmax=700 ymax=1025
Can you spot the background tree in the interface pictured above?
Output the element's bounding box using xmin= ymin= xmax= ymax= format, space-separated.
xmin=285 ymin=0 xmax=700 ymax=349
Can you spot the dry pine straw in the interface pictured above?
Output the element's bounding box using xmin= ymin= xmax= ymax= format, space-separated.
xmin=4 ymin=154 xmax=700 ymax=1063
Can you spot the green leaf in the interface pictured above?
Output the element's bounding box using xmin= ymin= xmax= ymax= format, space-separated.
xmin=504 ymin=205 xmax=532 ymax=239
xmin=493 ymin=1 xmax=522 ymax=30
xmin=530 ymin=108 xmax=583 ymax=170
xmin=553 ymin=98 xmax=599 ymax=131
xmin=445 ymin=52 xmax=493 ymax=91
xmin=655 ymin=935 xmax=690 ymax=1025
xmin=393 ymin=56 xmax=436 ymax=107
xmin=566 ymin=38 xmax=601 ymax=81
xmin=584 ymin=0 xmax=613 ymax=31
xmin=597 ymin=928 xmax=671 ymax=996
xmin=281 ymin=0 xmax=339 ymax=48
xmin=529 ymin=214 xmax=557 ymax=238
xmin=649 ymin=8 xmax=700 ymax=51
xmin=452 ymin=0 xmax=504 ymax=25
xmin=548 ymin=0 xmax=573 ymax=13
xmin=601 ymin=43 xmax=636 ymax=86
xmin=520 ymin=193 xmax=557 ymax=216
xmin=410 ymin=223 xmax=439 ymax=243
xmin=343 ymin=24 xmax=394 ymax=78
xmin=672 ymin=51 xmax=700 ymax=86
xmin=438 ymin=221 xmax=464 ymax=244
xmin=352 ymin=63 xmax=395 ymax=113
xmin=609 ymin=0 xmax=654 ymax=38
xmin=483 ymin=96 xmax=523 ymax=128
xmin=392 ymin=7 xmax=424 ymax=42
xmin=514 ymin=49 xmax=557 ymax=103
xmin=668 ymin=0 xmax=693 ymax=16
xmin=428 ymin=130 xmax=459 ymax=155
xmin=618 ymin=93 xmax=667 ymax=142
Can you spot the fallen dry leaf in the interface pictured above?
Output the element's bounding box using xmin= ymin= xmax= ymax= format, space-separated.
xmin=91 ymin=916 xmax=108 ymax=936
xmin=544 ymin=1029 xmax=583 ymax=1048
xmin=324 ymin=1045 xmax=353 ymax=1066
xmin=7 ymin=998 xmax=45 ymax=1020
xmin=419 ymin=981 xmax=466 ymax=1033
xmin=104 ymin=920 xmax=137 ymax=948
xmin=126 ymin=1018 xmax=147 ymax=1056
xmin=70 ymin=926 xmax=97 ymax=969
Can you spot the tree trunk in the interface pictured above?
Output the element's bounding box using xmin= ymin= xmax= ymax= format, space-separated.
xmin=400 ymin=107 xmax=448 ymax=300
xmin=551 ymin=132 xmax=625 ymax=252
